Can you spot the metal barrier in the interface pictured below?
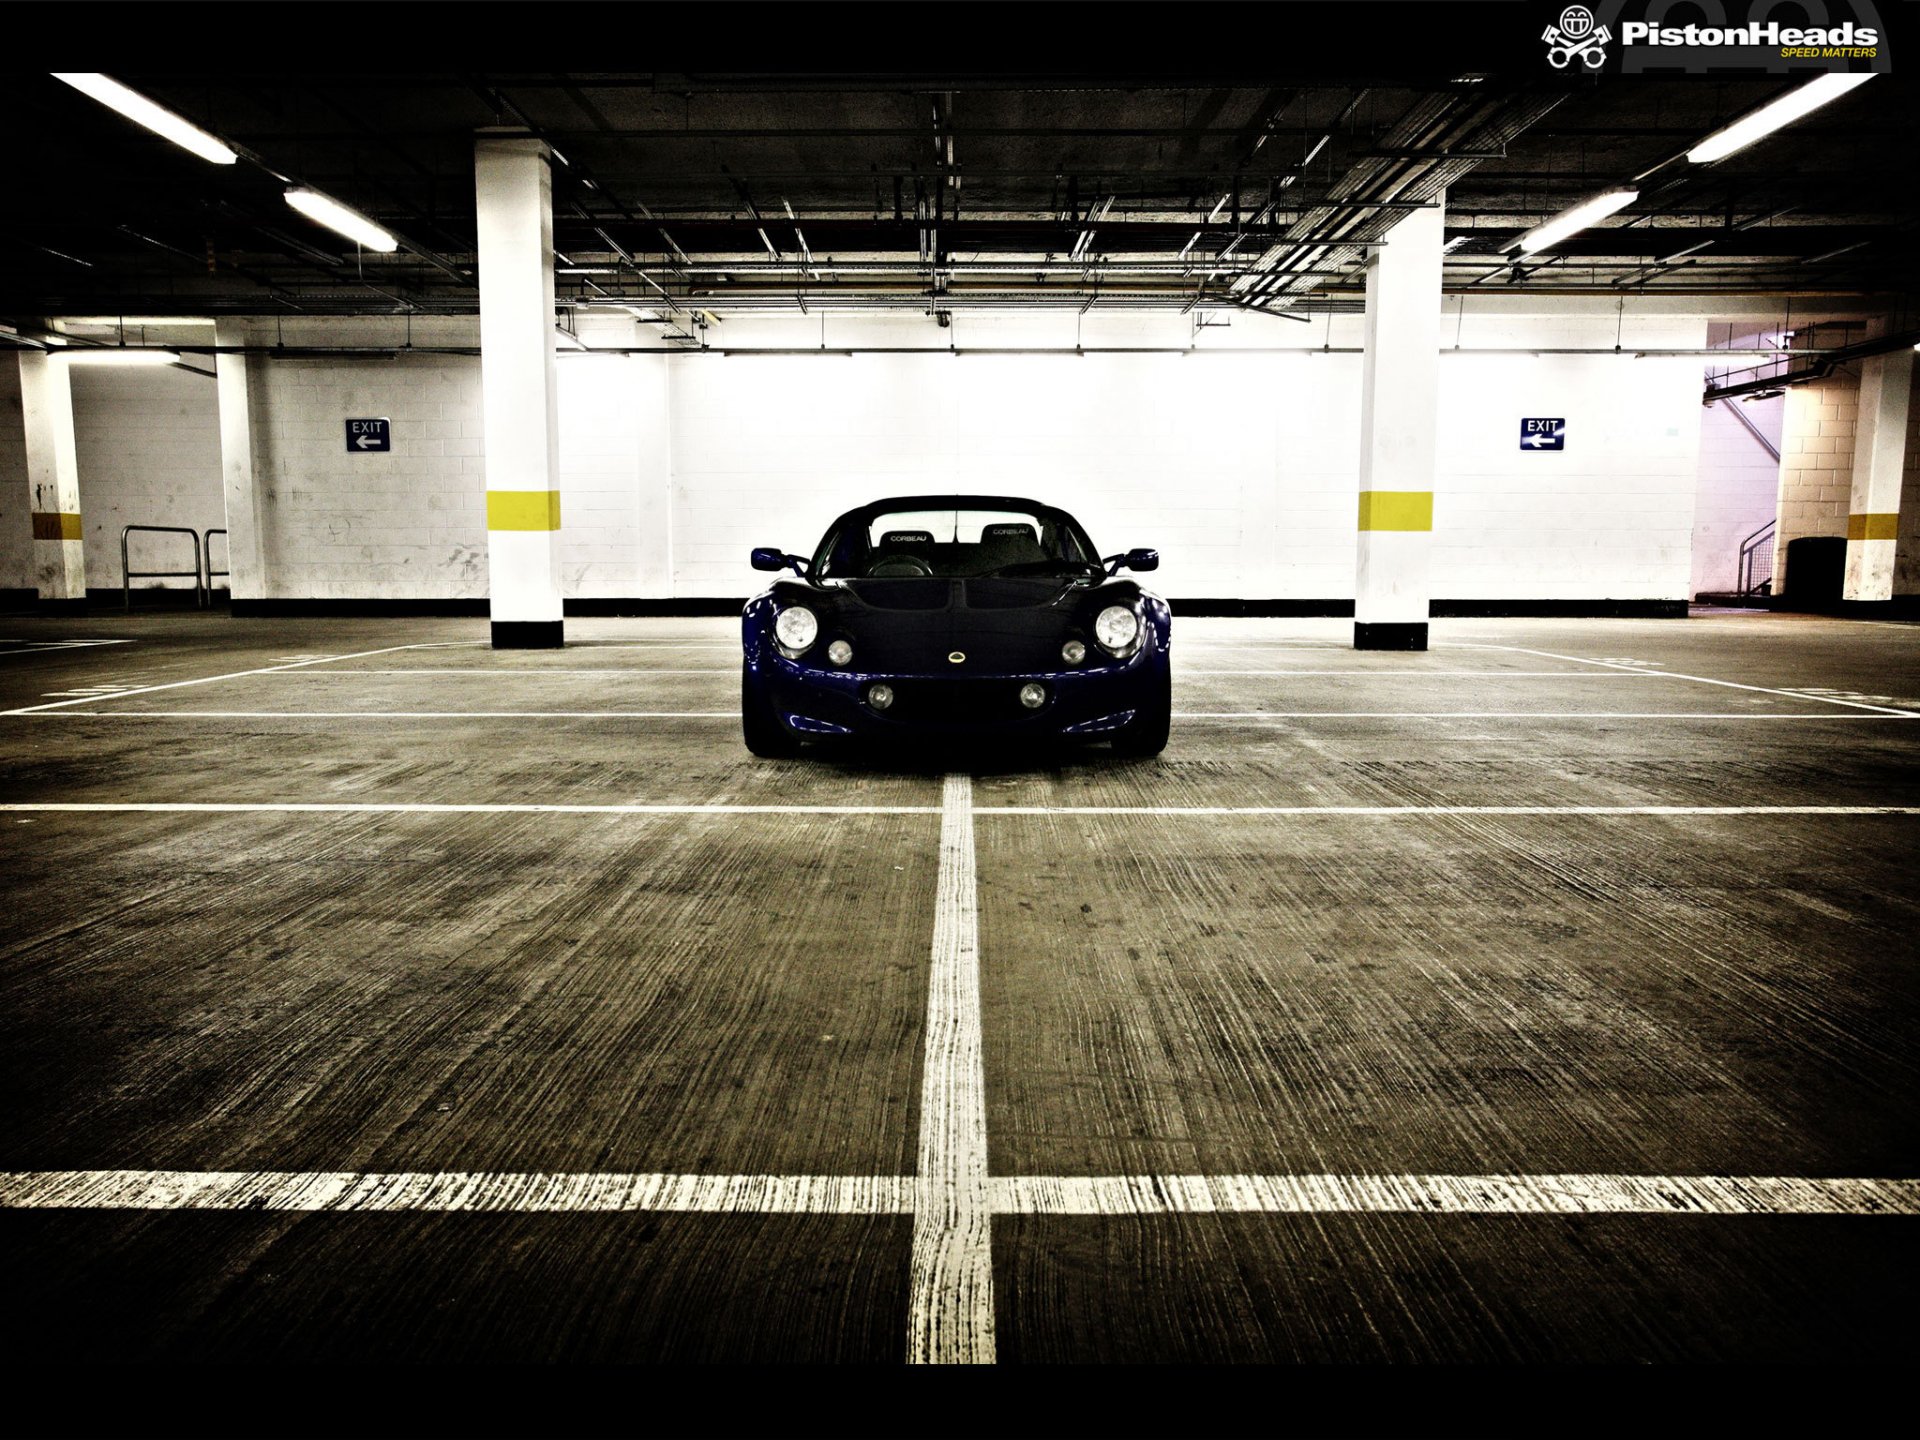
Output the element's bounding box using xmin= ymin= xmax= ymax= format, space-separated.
xmin=1737 ymin=518 xmax=1777 ymax=600
xmin=121 ymin=525 xmax=205 ymax=611
xmin=202 ymin=528 xmax=229 ymax=602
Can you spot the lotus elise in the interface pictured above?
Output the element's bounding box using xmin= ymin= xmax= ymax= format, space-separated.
xmin=741 ymin=495 xmax=1170 ymax=755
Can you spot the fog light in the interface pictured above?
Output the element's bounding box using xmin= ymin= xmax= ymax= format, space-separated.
xmin=867 ymin=683 xmax=894 ymax=711
xmin=1061 ymin=640 xmax=1086 ymax=665
xmin=1019 ymin=682 xmax=1047 ymax=710
xmin=827 ymin=639 xmax=853 ymax=666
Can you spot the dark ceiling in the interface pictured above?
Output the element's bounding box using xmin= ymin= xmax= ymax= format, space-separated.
xmin=2 ymin=68 xmax=1914 ymax=323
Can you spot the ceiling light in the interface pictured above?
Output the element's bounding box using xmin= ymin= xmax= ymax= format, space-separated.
xmin=59 ymin=349 xmax=180 ymax=366
xmin=1687 ymin=72 xmax=1875 ymax=165
xmin=284 ymin=188 xmax=398 ymax=252
xmin=53 ymin=316 xmax=216 ymax=331
xmin=1516 ymin=189 xmax=1639 ymax=255
xmin=51 ymin=73 xmax=237 ymax=165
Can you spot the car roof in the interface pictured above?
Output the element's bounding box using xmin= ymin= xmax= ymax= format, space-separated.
xmin=825 ymin=496 xmax=1078 ymax=532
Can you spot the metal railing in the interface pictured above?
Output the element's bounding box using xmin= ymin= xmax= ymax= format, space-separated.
xmin=121 ymin=525 xmax=208 ymax=610
xmin=202 ymin=528 xmax=229 ymax=599
xmin=1738 ymin=518 xmax=1777 ymax=600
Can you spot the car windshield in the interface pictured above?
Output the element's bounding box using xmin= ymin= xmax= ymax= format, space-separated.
xmin=816 ymin=506 xmax=1102 ymax=581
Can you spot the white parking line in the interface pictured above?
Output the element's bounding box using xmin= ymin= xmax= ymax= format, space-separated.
xmin=285 ymin=669 xmax=734 ymax=677
xmin=1 ymin=802 xmax=940 ymax=817
xmin=989 ymin=1174 xmax=1920 ymax=1217
xmin=0 ymin=643 xmax=488 ymax=716
xmin=7 ymin=711 xmax=740 ymax=720
xmin=1449 ymin=644 xmax=1920 ymax=717
xmin=0 ymin=1170 xmax=912 ymax=1214
xmin=1177 ymin=670 xmax=1630 ymax=677
xmin=909 ymin=774 xmax=995 ymax=1366
xmin=19 ymin=709 xmax=1912 ymax=723
xmin=975 ymin=805 xmax=1920 ymax=818
xmin=1172 ymin=711 xmax=1919 ymax=721
xmin=3 ymin=1169 xmax=1909 ymax=1219
xmin=0 ymin=639 xmax=136 ymax=658
xmin=7 ymin=803 xmax=1912 ymax=820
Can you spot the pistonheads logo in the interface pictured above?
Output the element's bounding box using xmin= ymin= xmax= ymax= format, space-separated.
xmin=1544 ymin=5 xmax=1612 ymax=69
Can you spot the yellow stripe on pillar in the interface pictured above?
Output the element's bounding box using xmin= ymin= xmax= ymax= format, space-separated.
xmin=30 ymin=511 xmax=83 ymax=542
xmin=1847 ymin=512 xmax=1898 ymax=542
xmin=1357 ymin=491 xmax=1433 ymax=532
xmin=486 ymin=490 xmax=562 ymax=532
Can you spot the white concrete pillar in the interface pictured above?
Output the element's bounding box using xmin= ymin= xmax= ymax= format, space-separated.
xmin=1842 ymin=345 xmax=1912 ymax=603
xmin=17 ymin=351 xmax=86 ymax=612
xmin=475 ymin=133 xmax=564 ymax=647
xmin=1353 ymin=195 xmax=1444 ymax=650
xmin=214 ymin=319 xmax=266 ymax=603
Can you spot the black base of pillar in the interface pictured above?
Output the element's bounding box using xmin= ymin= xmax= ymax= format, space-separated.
xmin=1354 ymin=621 xmax=1429 ymax=651
xmin=37 ymin=597 xmax=89 ymax=618
xmin=491 ymin=620 xmax=565 ymax=649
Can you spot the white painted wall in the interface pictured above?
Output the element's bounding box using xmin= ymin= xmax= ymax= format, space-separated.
xmin=1430 ymin=319 xmax=1705 ymax=602
xmin=1691 ymin=394 xmax=1782 ymax=597
xmin=0 ymin=304 xmax=1718 ymax=606
xmin=0 ymin=360 xmax=32 ymax=596
xmin=69 ymin=365 xmax=222 ymax=592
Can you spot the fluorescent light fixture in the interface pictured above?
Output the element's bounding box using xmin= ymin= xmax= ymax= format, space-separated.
xmin=1516 ymin=188 xmax=1639 ymax=255
xmin=59 ymin=348 xmax=180 ymax=366
xmin=52 ymin=73 xmax=237 ymax=165
xmin=53 ymin=316 xmax=216 ymax=331
xmin=621 ymin=306 xmax=665 ymax=322
xmin=1687 ymin=72 xmax=1875 ymax=165
xmin=284 ymin=188 xmax=398 ymax=252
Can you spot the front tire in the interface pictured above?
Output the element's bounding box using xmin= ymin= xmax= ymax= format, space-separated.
xmin=1111 ymin=657 xmax=1170 ymax=756
xmin=742 ymin=662 xmax=802 ymax=757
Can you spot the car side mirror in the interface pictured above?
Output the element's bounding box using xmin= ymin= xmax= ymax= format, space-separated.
xmin=1105 ymin=548 xmax=1160 ymax=574
xmin=751 ymin=547 xmax=805 ymax=574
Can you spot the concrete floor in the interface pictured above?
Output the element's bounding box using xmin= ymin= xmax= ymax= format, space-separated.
xmin=0 ymin=609 xmax=1915 ymax=1364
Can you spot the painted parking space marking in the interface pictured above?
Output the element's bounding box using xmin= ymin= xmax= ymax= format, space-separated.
xmin=973 ymin=805 xmax=1920 ymax=818
xmin=7 ymin=803 xmax=1914 ymax=820
xmin=1177 ymin=669 xmax=1635 ymax=677
xmin=1172 ymin=711 xmax=1920 ymax=721
xmin=5 ymin=1169 xmax=1910 ymax=1219
xmin=1445 ymin=643 xmax=1920 ymax=717
xmin=989 ymin=1174 xmax=1920 ymax=1217
xmin=284 ymin=675 xmax=733 ymax=679
xmin=0 ymin=642 xmax=489 ymax=716
xmin=1 ymin=802 xmax=942 ymax=817
xmin=909 ymin=774 xmax=995 ymax=1365
xmin=5 ymin=710 xmax=742 ymax=720
xmin=0 ymin=1170 xmax=913 ymax=1214
xmin=0 ymin=639 xmax=136 ymax=658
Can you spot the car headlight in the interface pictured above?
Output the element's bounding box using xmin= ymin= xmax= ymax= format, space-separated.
xmin=827 ymin=639 xmax=853 ymax=666
xmin=1061 ymin=640 xmax=1087 ymax=665
xmin=1093 ymin=605 xmax=1140 ymax=654
xmin=774 ymin=606 xmax=819 ymax=652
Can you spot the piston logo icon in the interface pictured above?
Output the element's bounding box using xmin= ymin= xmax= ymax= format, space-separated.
xmin=1543 ymin=5 xmax=1611 ymax=69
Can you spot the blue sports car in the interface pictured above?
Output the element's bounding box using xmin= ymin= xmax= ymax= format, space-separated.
xmin=741 ymin=495 xmax=1171 ymax=756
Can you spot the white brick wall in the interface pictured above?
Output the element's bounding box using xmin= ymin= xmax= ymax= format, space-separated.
xmin=1431 ymin=331 xmax=1705 ymax=601
xmin=1773 ymin=374 xmax=1857 ymax=590
xmin=0 ymin=361 xmax=31 ymax=595
xmin=241 ymin=319 xmax=486 ymax=601
xmin=1897 ymin=372 xmax=1920 ymax=596
xmin=1691 ymin=393 xmax=1782 ymax=596
xmin=0 ymin=307 xmax=1724 ymax=605
xmin=69 ymin=365 xmax=223 ymax=592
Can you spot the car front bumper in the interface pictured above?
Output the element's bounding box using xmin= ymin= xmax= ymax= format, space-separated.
xmin=752 ymin=645 xmax=1161 ymax=740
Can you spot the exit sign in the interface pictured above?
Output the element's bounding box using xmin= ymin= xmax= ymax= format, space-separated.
xmin=346 ymin=418 xmax=391 ymax=453
xmin=1520 ymin=417 xmax=1566 ymax=450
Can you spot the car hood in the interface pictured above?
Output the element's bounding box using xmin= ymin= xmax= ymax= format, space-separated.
xmin=798 ymin=575 xmax=1131 ymax=674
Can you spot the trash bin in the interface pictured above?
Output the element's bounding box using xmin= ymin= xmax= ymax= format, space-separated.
xmin=1782 ymin=535 xmax=1847 ymax=605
